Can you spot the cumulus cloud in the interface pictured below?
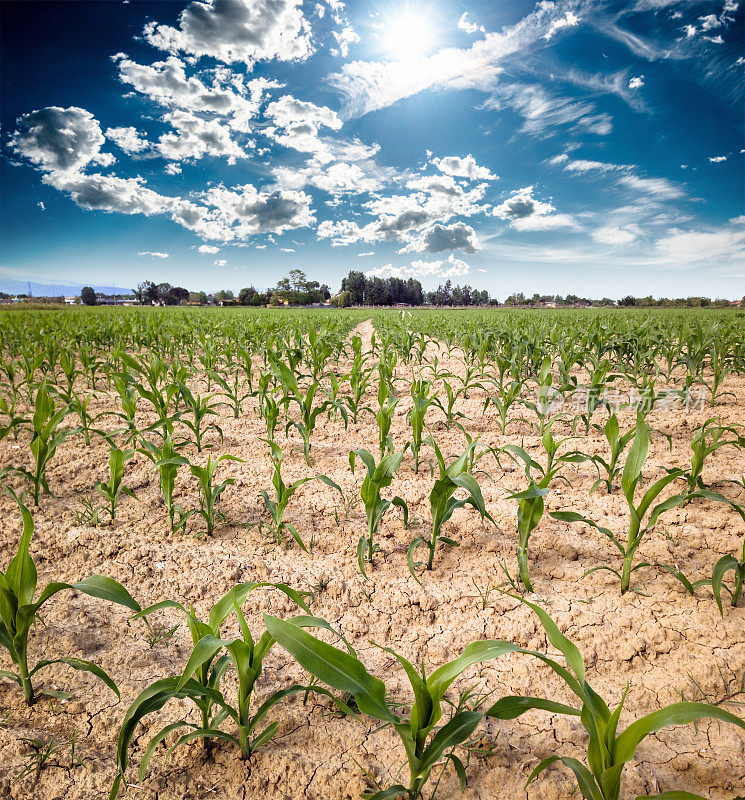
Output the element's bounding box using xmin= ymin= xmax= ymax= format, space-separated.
xmin=628 ymin=75 xmax=644 ymax=88
xmin=457 ymin=13 xmax=485 ymax=34
xmin=106 ymin=126 xmax=152 ymax=155
xmin=492 ymin=185 xmax=576 ymax=231
xmin=264 ymin=94 xmax=342 ymax=158
xmin=198 ymin=244 xmax=220 ymax=253
xmin=432 ymin=154 xmax=497 ymax=180
xmin=709 ymin=155 xmax=727 ymax=162
xmin=10 ymin=106 xmax=114 ymax=172
xmin=213 ymin=258 xmax=227 ymax=266
xmin=143 ymin=0 xmax=313 ymax=67
xmin=37 ymin=201 xmax=46 ymax=211
xmin=398 ymin=222 xmax=480 ymax=254
xmin=366 ymin=253 xmax=470 ymax=279
xmin=138 ymin=250 xmax=170 ymax=258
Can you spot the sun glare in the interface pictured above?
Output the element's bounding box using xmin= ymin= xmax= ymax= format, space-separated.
xmin=382 ymin=8 xmax=435 ymax=61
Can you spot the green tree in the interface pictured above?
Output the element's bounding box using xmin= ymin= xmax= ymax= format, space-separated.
xmin=80 ymin=286 xmax=96 ymax=306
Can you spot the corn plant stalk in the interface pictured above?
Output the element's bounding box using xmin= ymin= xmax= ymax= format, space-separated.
xmin=350 ymin=448 xmax=408 ymax=578
xmin=408 ymin=438 xmax=493 ymax=580
xmin=112 ymin=585 xmax=351 ymax=799
xmin=551 ymin=411 xmax=688 ymax=595
xmin=265 ymin=614 xmax=539 ymax=800
xmin=0 ymin=491 xmax=140 ymax=705
xmin=485 ymin=598 xmax=745 ymax=800
xmin=95 ymin=446 xmax=137 ymax=520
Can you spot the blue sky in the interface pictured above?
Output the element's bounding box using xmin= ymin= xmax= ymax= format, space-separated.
xmin=1 ymin=0 xmax=743 ymax=299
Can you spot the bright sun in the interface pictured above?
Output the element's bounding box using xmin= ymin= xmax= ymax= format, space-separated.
xmin=382 ymin=9 xmax=434 ymax=61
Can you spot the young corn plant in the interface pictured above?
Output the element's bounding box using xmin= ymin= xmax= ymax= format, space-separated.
xmin=17 ymin=380 xmax=72 ymax=506
xmin=140 ymin=432 xmax=191 ymax=533
xmin=209 ymin=367 xmax=251 ymax=419
xmin=483 ymin=378 xmax=527 ymax=435
xmin=551 ymin=411 xmax=688 ymax=595
xmin=259 ymin=438 xmax=341 ymax=550
xmin=111 ymin=375 xmax=139 ymax=445
xmin=111 ymin=583 xmax=345 ymax=799
xmin=485 ymin=598 xmax=745 ymax=800
xmin=407 ymin=378 xmax=438 ymax=474
xmin=408 ymin=438 xmax=493 ymax=581
xmin=0 ymin=491 xmax=140 ymax=705
xmin=589 ymin=413 xmax=638 ymax=494
xmin=95 ymin=447 xmax=137 ymax=520
xmin=273 ymin=360 xmax=347 ymax=465
xmin=264 ymin=614 xmax=527 ymax=800
xmin=189 ymin=453 xmax=242 ymax=536
xmin=675 ymin=418 xmax=744 ymax=493
xmin=350 ymin=448 xmax=408 ymax=578
xmin=498 ymin=446 xmax=561 ymax=593
xmin=345 ymin=334 xmax=375 ymax=423
xmin=370 ymin=379 xmax=399 ymax=461
xmin=178 ymin=383 xmax=223 ymax=451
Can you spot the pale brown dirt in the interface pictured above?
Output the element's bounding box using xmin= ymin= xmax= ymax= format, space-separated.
xmin=0 ymin=318 xmax=744 ymax=800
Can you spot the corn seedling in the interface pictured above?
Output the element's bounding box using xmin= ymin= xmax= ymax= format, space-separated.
xmin=209 ymin=367 xmax=251 ymax=418
xmin=551 ymin=411 xmax=688 ymax=595
xmin=589 ymin=413 xmax=638 ymax=494
xmin=350 ymin=448 xmax=409 ymax=578
xmin=140 ymin=432 xmax=191 ymax=533
xmin=178 ymin=383 xmax=224 ymax=451
xmin=676 ymin=418 xmax=744 ymax=493
xmin=407 ymin=378 xmax=438 ymax=474
xmin=485 ymin=598 xmax=745 ymax=800
xmin=16 ymin=380 xmax=72 ymax=506
xmin=0 ymin=491 xmax=140 ymax=705
xmin=95 ymin=447 xmax=137 ymax=520
xmin=408 ymin=438 xmax=494 ymax=580
xmin=264 ymin=614 xmax=527 ymax=800
xmin=188 ymin=453 xmax=242 ymax=536
xmin=346 ymin=334 xmax=375 ymax=423
xmin=259 ymin=438 xmax=341 ymax=550
xmin=112 ymin=583 xmax=345 ymax=798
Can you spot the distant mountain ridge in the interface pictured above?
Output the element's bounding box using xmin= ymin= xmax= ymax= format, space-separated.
xmin=0 ymin=279 xmax=133 ymax=297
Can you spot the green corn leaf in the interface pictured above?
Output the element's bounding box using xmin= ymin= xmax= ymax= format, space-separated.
xmin=264 ymin=614 xmax=397 ymax=723
xmin=30 ymin=656 xmax=120 ymax=697
xmin=615 ymin=701 xmax=745 ymax=765
xmin=485 ymin=695 xmax=580 ymax=720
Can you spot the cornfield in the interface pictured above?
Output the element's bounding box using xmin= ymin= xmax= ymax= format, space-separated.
xmin=1 ymin=305 xmax=744 ymax=800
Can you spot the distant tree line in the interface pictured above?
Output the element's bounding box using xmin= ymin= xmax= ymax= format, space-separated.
xmin=124 ymin=272 xmax=743 ymax=309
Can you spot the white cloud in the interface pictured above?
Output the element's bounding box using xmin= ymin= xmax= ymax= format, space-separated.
xmin=592 ymin=225 xmax=639 ymax=245
xmin=213 ymin=259 xmax=227 ymax=266
xmin=328 ymin=1 xmax=589 ymax=118
xmin=543 ymin=11 xmax=580 ymax=41
xmin=709 ymin=155 xmax=727 ymax=162
xmin=458 ymin=13 xmax=485 ymax=35
xmin=143 ymin=0 xmax=313 ymax=67
xmin=10 ymin=106 xmax=114 ymax=173
xmin=331 ymin=24 xmax=360 ymax=57
xmin=138 ymin=250 xmax=170 ymax=258
xmin=357 ymin=251 xmax=375 ymax=256
xmin=106 ymin=126 xmax=152 ymax=155
xmin=398 ymin=221 xmax=480 ymax=254
xmin=432 ymin=154 xmax=497 ymax=180
xmin=617 ymin=174 xmax=686 ymax=199
xmin=157 ymin=110 xmax=249 ymax=163
xmin=699 ymin=14 xmax=721 ymax=31
xmin=280 ymin=247 xmax=295 ymax=252
xmin=655 ymin=218 xmax=745 ymax=265
xmin=367 ymin=253 xmax=470 ymax=279
xmin=483 ymin=83 xmax=613 ymax=137
xmin=37 ymin=201 xmax=45 ymax=211
xmin=628 ymin=75 xmax=644 ymax=88
xmin=492 ymin=185 xmax=575 ymax=230
xmin=164 ymin=163 xmax=182 ymax=175
xmin=264 ymin=94 xmax=342 ymax=158
xmin=198 ymin=244 xmax=220 ymax=254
